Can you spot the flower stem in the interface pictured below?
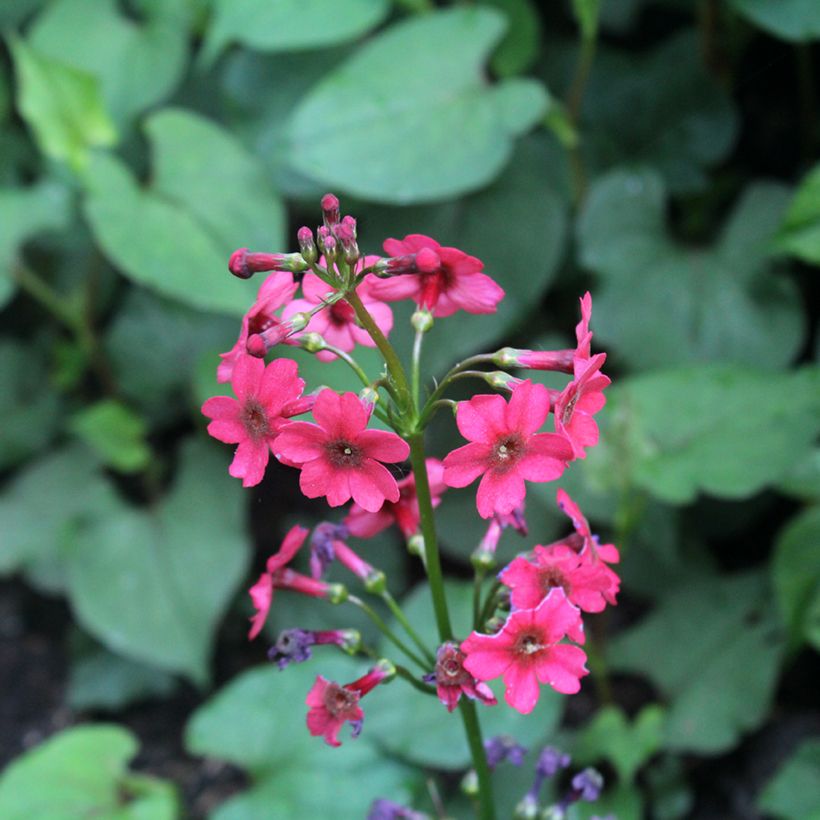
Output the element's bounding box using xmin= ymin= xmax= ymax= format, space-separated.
xmin=394 ymin=664 xmax=437 ymax=696
xmin=348 ymin=595 xmax=428 ymax=671
xmin=411 ymin=326 xmax=424 ymax=410
xmin=409 ymin=432 xmax=495 ymax=820
xmin=382 ymin=591 xmax=436 ymax=666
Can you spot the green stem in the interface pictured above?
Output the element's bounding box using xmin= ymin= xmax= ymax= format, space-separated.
xmin=348 ymin=595 xmax=428 ymax=671
xmin=347 ymin=290 xmax=412 ymax=414
xmin=394 ymin=664 xmax=437 ymax=696
xmin=417 ymin=353 xmax=494 ymax=428
xmin=478 ymin=580 xmax=502 ymax=630
xmin=473 ymin=569 xmax=485 ymax=629
xmin=411 ymin=326 xmax=424 ymax=410
xmin=13 ymin=262 xmax=82 ymax=334
xmin=318 ymin=343 xmax=371 ymax=388
xmin=565 ymin=32 xmax=597 ymax=205
xmin=382 ymin=591 xmax=436 ymax=665
xmin=409 ymin=433 xmax=495 ymax=820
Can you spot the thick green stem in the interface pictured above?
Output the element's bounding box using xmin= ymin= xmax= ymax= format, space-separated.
xmin=409 ymin=432 xmax=495 ymax=820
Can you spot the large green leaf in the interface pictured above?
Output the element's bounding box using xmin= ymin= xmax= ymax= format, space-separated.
xmin=285 ymin=8 xmax=549 ymax=203
xmin=28 ymin=0 xmax=188 ymax=125
xmin=9 ymin=35 xmax=117 ymax=171
xmin=367 ymin=582 xmax=563 ymax=769
xmin=0 ymin=725 xmax=178 ymax=820
xmin=730 ymin=0 xmax=820 ymax=41
xmin=186 ymin=656 xmax=421 ymax=817
xmin=201 ymin=0 xmax=389 ymax=67
xmin=772 ymin=506 xmax=820 ymax=651
xmin=578 ymin=169 xmax=802 ymax=370
xmin=608 ymin=573 xmax=783 ymax=753
xmin=83 ymin=110 xmax=284 ymax=315
xmin=758 ymin=738 xmax=820 ymax=819
xmin=0 ymin=180 xmax=70 ymax=308
xmin=589 ymin=364 xmax=820 ymax=504
xmin=774 ymin=162 xmax=820 ymax=265
xmin=65 ymin=439 xmax=250 ymax=684
xmin=542 ymin=31 xmax=737 ymax=193
xmin=69 ymin=400 xmax=151 ymax=473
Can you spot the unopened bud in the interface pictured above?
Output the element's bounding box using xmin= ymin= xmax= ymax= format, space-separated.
xmin=326 ymin=582 xmax=348 ymax=605
xmin=407 ymin=534 xmax=426 ymax=564
xmin=334 ymin=219 xmax=360 ymax=265
xmin=411 ymin=309 xmax=434 ymax=333
xmin=460 ymin=770 xmax=479 ymax=796
xmin=321 ymin=193 xmax=340 ymax=227
xmin=297 ymin=226 xmax=318 ymax=265
xmin=373 ymin=248 xmax=440 ymax=278
xmin=299 ymin=332 xmax=327 ymax=353
xmin=317 ymin=226 xmax=337 ymax=261
xmin=229 ymin=248 xmax=308 ymax=279
xmin=484 ymin=371 xmax=521 ymax=392
xmin=364 ymin=568 xmax=387 ymax=594
xmin=246 ymin=313 xmax=309 ymax=357
xmin=471 ymin=548 xmax=496 ymax=572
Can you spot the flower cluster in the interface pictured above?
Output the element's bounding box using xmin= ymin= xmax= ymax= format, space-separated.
xmin=201 ymin=195 xmax=618 ymax=815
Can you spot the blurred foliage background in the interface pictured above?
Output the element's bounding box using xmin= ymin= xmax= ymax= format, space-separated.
xmin=0 ymin=0 xmax=819 ymax=818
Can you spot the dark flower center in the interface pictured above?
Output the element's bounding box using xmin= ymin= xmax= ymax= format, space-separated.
xmin=491 ymin=434 xmax=525 ymax=471
xmin=241 ymin=398 xmax=271 ymax=440
xmin=325 ymin=439 xmax=364 ymax=468
xmin=435 ymin=644 xmax=471 ymax=687
xmin=540 ymin=566 xmax=570 ymax=595
xmin=329 ymin=300 xmax=356 ymax=325
xmin=324 ymin=682 xmax=359 ymax=716
xmin=514 ymin=631 xmax=545 ymax=657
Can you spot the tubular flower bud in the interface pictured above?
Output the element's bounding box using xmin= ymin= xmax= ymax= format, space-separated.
xmin=246 ymin=313 xmax=311 ymax=357
xmin=297 ymin=226 xmax=318 ymax=265
xmin=267 ymin=627 xmax=362 ymax=669
xmin=317 ymin=226 xmax=337 ymax=261
xmin=321 ymin=193 xmax=341 ymax=227
xmin=334 ymin=218 xmax=360 ymax=265
xmin=372 ymin=249 xmax=438 ymax=277
xmin=493 ymin=347 xmax=575 ymax=373
xmin=229 ymin=248 xmax=307 ymax=279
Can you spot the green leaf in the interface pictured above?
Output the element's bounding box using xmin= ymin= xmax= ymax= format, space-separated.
xmin=0 ymin=444 xmax=121 ymax=584
xmin=0 ymin=725 xmax=178 ymax=820
xmin=367 ymin=582 xmax=563 ymax=769
xmin=69 ymin=400 xmax=151 ymax=473
xmin=65 ymin=438 xmax=250 ymax=684
xmin=608 ymin=573 xmax=783 ymax=753
xmin=730 ymin=0 xmax=820 ymax=41
xmin=776 ymin=447 xmax=820 ymax=500
xmin=544 ymin=31 xmax=737 ymax=193
xmin=9 ymin=35 xmax=117 ymax=171
xmin=573 ymin=705 xmax=665 ymax=784
xmin=83 ymin=109 xmax=285 ymax=315
xmin=185 ymin=657 xmax=421 ymax=815
xmin=201 ymin=0 xmax=389 ymax=67
xmin=578 ymin=169 xmax=802 ymax=370
xmin=774 ymin=162 xmax=820 ymax=264
xmin=772 ymin=506 xmax=820 ymax=651
xmin=758 ymin=738 xmax=820 ymax=819
xmin=0 ymin=340 xmax=63 ymax=470
xmin=355 ymin=133 xmax=570 ymax=374
xmin=592 ymin=365 xmax=820 ymax=504
xmin=67 ymin=644 xmax=177 ymax=712
xmin=0 ymin=180 xmax=71 ymax=308
xmin=28 ymin=0 xmax=188 ymax=125
xmin=574 ymin=784 xmax=643 ymax=820
xmin=484 ymin=0 xmax=542 ymax=76
xmin=285 ymin=8 xmax=549 ymax=203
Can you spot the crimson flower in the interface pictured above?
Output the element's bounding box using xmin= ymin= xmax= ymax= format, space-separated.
xmin=274 ymin=390 xmax=410 ymax=512
xmin=500 ymin=543 xmax=616 ymax=613
xmin=247 ymin=525 xmax=309 ymax=639
xmin=443 ymin=380 xmax=573 ymax=519
xmin=369 ymin=234 xmax=504 ymax=318
xmin=345 ymin=458 xmax=446 ymax=538
xmin=217 ymin=272 xmax=298 ymax=383
xmin=553 ymin=352 xmax=610 ymax=459
xmin=423 ymin=642 xmax=497 ymax=712
xmin=282 ymin=257 xmax=393 ymax=362
xmin=202 ymin=355 xmax=312 ymax=487
xmin=306 ymin=663 xmax=391 ymax=746
xmin=461 ymin=590 xmax=588 ymax=714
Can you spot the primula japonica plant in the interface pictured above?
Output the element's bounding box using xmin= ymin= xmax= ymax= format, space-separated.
xmin=202 ymin=195 xmax=618 ymax=819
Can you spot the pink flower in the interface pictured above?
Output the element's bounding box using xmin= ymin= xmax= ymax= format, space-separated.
xmin=217 ymin=272 xmax=298 ymax=383
xmin=368 ymin=234 xmax=504 ymax=318
xmin=553 ymin=353 xmax=610 ymax=459
xmin=248 ymin=525 xmax=309 ymax=639
xmin=306 ymin=662 xmax=392 ymax=746
xmin=443 ymin=380 xmax=574 ymax=519
xmin=283 ymin=259 xmax=393 ymax=362
xmin=556 ymin=489 xmax=620 ymax=602
xmin=274 ymin=390 xmax=410 ymax=512
xmin=202 ymin=355 xmax=312 ymax=487
xmin=345 ymin=458 xmax=446 ymax=538
xmin=423 ymin=642 xmax=497 ymax=712
xmin=461 ymin=590 xmax=588 ymax=714
xmin=500 ymin=543 xmax=616 ymax=613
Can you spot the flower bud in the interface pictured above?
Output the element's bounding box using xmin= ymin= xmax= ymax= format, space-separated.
xmin=483 ymin=371 xmax=522 ymax=392
xmin=321 ymin=193 xmax=340 ymax=227
xmin=297 ymin=226 xmax=318 ymax=265
xmin=229 ymin=248 xmax=308 ymax=279
xmin=317 ymin=226 xmax=337 ymax=262
xmin=460 ymin=770 xmax=479 ymax=797
xmin=411 ymin=308 xmax=434 ymax=333
xmin=299 ymin=332 xmax=327 ymax=353
xmin=246 ymin=313 xmax=310 ymax=357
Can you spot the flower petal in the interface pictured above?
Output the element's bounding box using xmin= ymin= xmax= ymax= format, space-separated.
xmin=506 ymin=380 xmax=550 ymax=436
xmin=229 ymin=439 xmax=269 ymax=487
xmin=357 ymin=429 xmax=410 ymax=463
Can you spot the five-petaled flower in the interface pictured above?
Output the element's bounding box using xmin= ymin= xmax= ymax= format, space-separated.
xmin=423 ymin=641 xmax=497 ymax=712
xmin=443 ymin=380 xmax=574 ymax=518
xmin=274 ymin=390 xmax=410 ymax=512
xmin=202 ymin=355 xmax=313 ymax=487
xmin=461 ymin=589 xmax=588 ymax=714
